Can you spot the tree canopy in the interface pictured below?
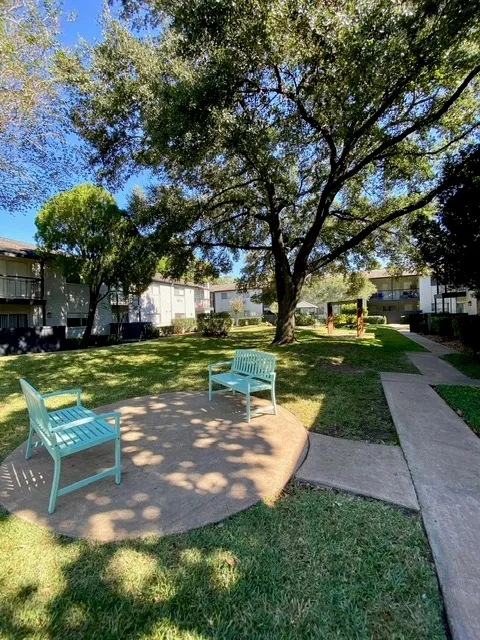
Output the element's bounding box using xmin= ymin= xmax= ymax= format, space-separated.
xmin=36 ymin=183 xmax=158 ymax=342
xmin=410 ymin=145 xmax=480 ymax=296
xmin=0 ymin=0 xmax=75 ymax=211
xmin=302 ymin=273 xmax=377 ymax=306
xmin=62 ymin=0 xmax=480 ymax=342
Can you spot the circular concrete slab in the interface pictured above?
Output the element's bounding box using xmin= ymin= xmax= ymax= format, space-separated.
xmin=0 ymin=392 xmax=307 ymax=542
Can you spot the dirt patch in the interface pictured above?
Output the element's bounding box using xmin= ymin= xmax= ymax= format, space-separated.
xmin=317 ymin=357 xmax=366 ymax=374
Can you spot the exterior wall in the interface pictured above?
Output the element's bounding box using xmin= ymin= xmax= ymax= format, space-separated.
xmin=213 ymin=289 xmax=264 ymax=317
xmin=134 ymin=281 xmax=198 ymax=326
xmin=43 ymin=263 xmax=112 ymax=335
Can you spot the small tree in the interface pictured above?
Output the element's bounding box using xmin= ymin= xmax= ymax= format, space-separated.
xmin=36 ymin=183 xmax=158 ymax=343
xmin=230 ymin=296 xmax=245 ymax=326
xmin=303 ymin=273 xmax=376 ymax=307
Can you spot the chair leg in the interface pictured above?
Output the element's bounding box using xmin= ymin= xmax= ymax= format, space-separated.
xmin=271 ymin=385 xmax=277 ymax=415
xmin=246 ymin=392 xmax=251 ymax=424
xmin=48 ymin=458 xmax=61 ymax=514
xmin=25 ymin=422 xmax=34 ymax=460
xmin=115 ymin=436 xmax=121 ymax=485
xmin=208 ymin=373 xmax=212 ymax=401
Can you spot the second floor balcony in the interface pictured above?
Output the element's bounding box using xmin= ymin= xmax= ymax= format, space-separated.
xmin=370 ymin=289 xmax=419 ymax=302
xmin=0 ymin=275 xmax=43 ymax=300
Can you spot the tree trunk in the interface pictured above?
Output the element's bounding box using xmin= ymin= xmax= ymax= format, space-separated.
xmin=327 ymin=302 xmax=334 ymax=335
xmin=83 ymin=285 xmax=101 ymax=345
xmin=357 ymin=298 xmax=365 ymax=337
xmin=273 ymin=277 xmax=300 ymax=345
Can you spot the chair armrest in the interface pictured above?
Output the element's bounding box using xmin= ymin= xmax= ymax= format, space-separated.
xmin=51 ymin=411 xmax=120 ymax=433
xmin=42 ymin=388 xmax=82 ymax=406
xmin=208 ymin=361 xmax=233 ymax=371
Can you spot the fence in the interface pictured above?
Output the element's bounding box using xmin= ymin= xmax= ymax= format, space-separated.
xmin=0 ymin=326 xmax=65 ymax=356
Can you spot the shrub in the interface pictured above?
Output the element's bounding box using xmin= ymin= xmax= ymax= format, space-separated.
xmin=172 ymin=317 xmax=196 ymax=334
xmin=202 ymin=312 xmax=233 ymax=337
xmin=196 ymin=313 xmax=209 ymax=333
xmin=400 ymin=315 xmax=408 ymax=324
xmin=452 ymin=316 xmax=480 ymax=357
xmin=295 ymin=312 xmax=316 ymax=326
xmin=334 ymin=313 xmax=356 ymax=326
xmin=159 ymin=325 xmax=174 ymax=336
xmin=238 ymin=317 xmax=262 ymax=326
xmin=364 ymin=315 xmax=387 ymax=325
xmin=340 ymin=303 xmax=367 ymax=317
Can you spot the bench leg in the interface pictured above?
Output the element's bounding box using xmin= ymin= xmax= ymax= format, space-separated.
xmin=115 ymin=436 xmax=121 ymax=485
xmin=271 ymin=385 xmax=277 ymax=416
xmin=246 ymin=392 xmax=251 ymax=424
xmin=49 ymin=458 xmax=61 ymax=514
xmin=208 ymin=373 xmax=212 ymax=401
xmin=25 ymin=421 xmax=35 ymax=460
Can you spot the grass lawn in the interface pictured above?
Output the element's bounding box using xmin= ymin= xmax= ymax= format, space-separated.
xmin=0 ymin=485 xmax=445 ymax=639
xmin=0 ymin=326 xmax=446 ymax=639
xmin=0 ymin=325 xmax=423 ymax=457
xmin=436 ymin=385 xmax=480 ymax=434
xmin=444 ymin=353 xmax=480 ymax=379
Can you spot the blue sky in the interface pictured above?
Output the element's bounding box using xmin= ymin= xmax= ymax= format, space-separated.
xmin=0 ymin=1 xmax=243 ymax=274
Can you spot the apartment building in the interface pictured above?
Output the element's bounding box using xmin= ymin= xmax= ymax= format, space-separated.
xmin=0 ymin=237 xmax=208 ymax=335
xmin=210 ymin=284 xmax=265 ymax=317
xmin=366 ymin=269 xmax=478 ymax=323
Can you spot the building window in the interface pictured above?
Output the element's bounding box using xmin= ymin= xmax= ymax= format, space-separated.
xmin=67 ymin=314 xmax=88 ymax=327
xmin=175 ymin=313 xmax=185 ymax=318
xmin=0 ymin=313 xmax=28 ymax=328
xmin=221 ymin=292 xmax=228 ymax=299
xmin=244 ymin=310 xmax=256 ymax=317
xmin=174 ymin=287 xmax=185 ymax=296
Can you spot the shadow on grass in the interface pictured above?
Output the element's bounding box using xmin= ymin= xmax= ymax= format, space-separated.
xmin=0 ymin=483 xmax=446 ymax=640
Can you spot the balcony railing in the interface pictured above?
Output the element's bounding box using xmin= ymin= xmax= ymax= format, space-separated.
xmin=0 ymin=275 xmax=42 ymax=299
xmin=370 ymin=289 xmax=419 ymax=302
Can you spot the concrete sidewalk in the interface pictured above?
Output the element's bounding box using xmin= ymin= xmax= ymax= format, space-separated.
xmin=393 ymin=327 xmax=457 ymax=355
xmin=296 ymin=433 xmax=419 ymax=511
xmin=384 ymin=327 xmax=480 ymax=639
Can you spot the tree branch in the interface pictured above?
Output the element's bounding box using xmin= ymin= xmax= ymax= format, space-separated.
xmin=337 ymin=65 xmax=480 ymax=186
xmin=307 ymin=184 xmax=447 ymax=273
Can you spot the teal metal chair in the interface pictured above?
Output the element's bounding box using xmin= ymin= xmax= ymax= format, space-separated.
xmin=208 ymin=349 xmax=277 ymax=423
xmin=20 ymin=379 xmax=121 ymax=514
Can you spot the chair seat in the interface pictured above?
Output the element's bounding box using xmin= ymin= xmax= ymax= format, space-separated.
xmin=49 ymin=406 xmax=118 ymax=455
xmin=210 ymin=372 xmax=271 ymax=394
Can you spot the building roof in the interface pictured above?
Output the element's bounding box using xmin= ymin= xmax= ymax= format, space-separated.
xmin=151 ymin=273 xmax=208 ymax=289
xmin=364 ymin=268 xmax=418 ymax=279
xmin=0 ymin=236 xmax=42 ymax=260
xmin=296 ymin=300 xmax=318 ymax=309
xmin=210 ymin=283 xmax=240 ymax=292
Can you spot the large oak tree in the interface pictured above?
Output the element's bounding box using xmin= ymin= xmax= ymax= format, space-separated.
xmin=62 ymin=0 xmax=480 ymax=342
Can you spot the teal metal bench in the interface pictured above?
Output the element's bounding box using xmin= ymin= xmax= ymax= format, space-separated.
xmin=20 ymin=379 xmax=121 ymax=514
xmin=208 ymin=349 xmax=277 ymax=423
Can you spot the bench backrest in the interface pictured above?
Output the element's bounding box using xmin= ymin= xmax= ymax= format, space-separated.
xmin=20 ymin=379 xmax=55 ymax=448
xmin=232 ymin=350 xmax=276 ymax=382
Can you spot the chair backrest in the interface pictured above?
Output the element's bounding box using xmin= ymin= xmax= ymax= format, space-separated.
xmin=19 ymin=379 xmax=55 ymax=448
xmin=232 ymin=350 xmax=276 ymax=382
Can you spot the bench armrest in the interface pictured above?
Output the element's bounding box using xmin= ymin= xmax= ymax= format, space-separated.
xmin=208 ymin=361 xmax=233 ymax=371
xmin=42 ymin=388 xmax=82 ymax=406
xmin=51 ymin=411 xmax=121 ymax=433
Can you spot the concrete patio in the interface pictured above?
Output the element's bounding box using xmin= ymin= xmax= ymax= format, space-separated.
xmin=0 ymin=391 xmax=308 ymax=542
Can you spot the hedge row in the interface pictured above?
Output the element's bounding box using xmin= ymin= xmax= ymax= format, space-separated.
xmin=238 ymin=317 xmax=262 ymax=326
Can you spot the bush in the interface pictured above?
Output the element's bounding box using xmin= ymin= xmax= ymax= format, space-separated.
xmin=364 ymin=315 xmax=387 ymax=325
xmin=452 ymin=316 xmax=480 ymax=356
xmin=202 ymin=312 xmax=233 ymax=337
xmin=61 ymin=334 xmax=119 ymax=351
xmin=340 ymin=303 xmax=367 ymax=317
xmin=400 ymin=315 xmax=408 ymax=324
xmin=159 ymin=325 xmax=174 ymax=337
xmin=172 ymin=317 xmax=196 ymax=334
xmin=334 ymin=313 xmax=357 ymax=327
xmin=238 ymin=317 xmax=262 ymax=326
xmin=295 ymin=312 xmax=316 ymax=326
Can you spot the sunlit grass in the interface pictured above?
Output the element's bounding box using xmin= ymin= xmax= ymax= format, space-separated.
xmin=0 ymin=485 xmax=445 ymax=639
xmin=0 ymin=327 xmax=445 ymax=639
